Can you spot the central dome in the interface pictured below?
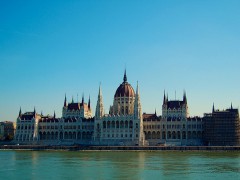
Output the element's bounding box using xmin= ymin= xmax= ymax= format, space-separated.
xmin=114 ymin=70 xmax=135 ymax=98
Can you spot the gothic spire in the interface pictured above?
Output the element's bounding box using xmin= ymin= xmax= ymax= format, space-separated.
xmin=134 ymin=81 xmax=142 ymax=119
xmin=82 ymin=93 xmax=84 ymax=104
xmin=183 ymin=90 xmax=187 ymax=104
xmin=54 ymin=111 xmax=56 ymax=119
xmin=212 ymin=103 xmax=215 ymax=113
xmin=19 ymin=107 xmax=22 ymax=117
xmin=123 ymin=69 xmax=127 ymax=83
xmin=72 ymin=96 xmax=74 ymax=103
xmin=64 ymin=93 xmax=67 ymax=107
xmin=231 ymin=102 xmax=233 ymax=109
xmin=163 ymin=90 xmax=166 ymax=105
xmin=95 ymin=84 xmax=104 ymax=118
xmin=88 ymin=95 xmax=91 ymax=109
xmin=34 ymin=106 xmax=36 ymax=114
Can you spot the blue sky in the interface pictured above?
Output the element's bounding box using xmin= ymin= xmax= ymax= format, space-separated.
xmin=1 ymin=0 xmax=240 ymax=121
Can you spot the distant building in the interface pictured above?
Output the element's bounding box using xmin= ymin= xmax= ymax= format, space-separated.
xmin=93 ymin=70 xmax=145 ymax=146
xmin=204 ymin=104 xmax=240 ymax=146
xmin=13 ymin=70 xmax=240 ymax=146
xmin=15 ymin=108 xmax=42 ymax=142
xmin=15 ymin=96 xmax=94 ymax=145
xmin=0 ymin=121 xmax=15 ymax=140
xmin=143 ymin=92 xmax=203 ymax=146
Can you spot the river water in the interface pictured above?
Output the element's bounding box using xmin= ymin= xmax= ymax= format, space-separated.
xmin=0 ymin=151 xmax=239 ymax=179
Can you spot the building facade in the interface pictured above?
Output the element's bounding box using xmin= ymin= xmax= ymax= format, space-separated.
xmin=13 ymin=71 xmax=240 ymax=146
xmin=0 ymin=121 xmax=15 ymax=140
xmin=93 ymin=71 xmax=145 ymax=146
xmin=204 ymin=105 xmax=240 ymax=146
xmin=143 ymin=92 xmax=204 ymax=146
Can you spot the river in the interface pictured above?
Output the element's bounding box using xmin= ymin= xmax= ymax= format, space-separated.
xmin=0 ymin=151 xmax=239 ymax=179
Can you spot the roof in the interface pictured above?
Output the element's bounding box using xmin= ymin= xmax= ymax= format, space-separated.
xmin=114 ymin=82 xmax=135 ymax=98
xmin=20 ymin=112 xmax=35 ymax=120
xmin=166 ymin=100 xmax=186 ymax=109
xmin=143 ymin=113 xmax=159 ymax=121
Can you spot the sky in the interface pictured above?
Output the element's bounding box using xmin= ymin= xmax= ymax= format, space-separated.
xmin=1 ymin=0 xmax=240 ymax=121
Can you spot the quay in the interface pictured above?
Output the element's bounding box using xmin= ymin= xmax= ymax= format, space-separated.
xmin=1 ymin=145 xmax=240 ymax=151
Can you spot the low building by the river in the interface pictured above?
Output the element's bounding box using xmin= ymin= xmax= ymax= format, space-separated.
xmin=0 ymin=121 xmax=15 ymax=140
xmin=204 ymin=104 xmax=240 ymax=146
xmin=143 ymin=92 xmax=204 ymax=146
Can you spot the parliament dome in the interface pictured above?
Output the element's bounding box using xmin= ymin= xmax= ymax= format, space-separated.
xmin=114 ymin=70 xmax=135 ymax=98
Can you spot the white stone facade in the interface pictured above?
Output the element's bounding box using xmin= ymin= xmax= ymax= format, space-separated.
xmin=94 ymin=72 xmax=145 ymax=146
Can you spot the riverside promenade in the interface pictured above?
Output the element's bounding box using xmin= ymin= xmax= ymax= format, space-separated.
xmin=1 ymin=145 xmax=240 ymax=151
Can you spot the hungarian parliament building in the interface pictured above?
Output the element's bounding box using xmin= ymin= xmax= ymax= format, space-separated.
xmin=14 ymin=71 xmax=240 ymax=146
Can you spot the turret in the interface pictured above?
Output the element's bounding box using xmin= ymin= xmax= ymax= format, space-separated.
xmin=183 ymin=90 xmax=187 ymax=104
xmin=134 ymin=81 xmax=142 ymax=119
xmin=95 ymin=84 xmax=104 ymax=118
xmin=88 ymin=95 xmax=91 ymax=109
xmin=123 ymin=69 xmax=127 ymax=83
xmin=18 ymin=107 xmax=22 ymax=117
xmin=163 ymin=90 xmax=167 ymax=105
xmin=82 ymin=93 xmax=84 ymax=105
xmin=64 ymin=94 xmax=68 ymax=107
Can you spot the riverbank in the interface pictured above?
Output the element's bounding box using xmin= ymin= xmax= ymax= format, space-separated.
xmin=1 ymin=145 xmax=240 ymax=151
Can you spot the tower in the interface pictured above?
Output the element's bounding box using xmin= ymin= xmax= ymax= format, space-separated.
xmin=88 ymin=95 xmax=91 ymax=109
xmin=183 ymin=90 xmax=187 ymax=104
xmin=134 ymin=82 xmax=142 ymax=119
xmin=95 ymin=84 xmax=104 ymax=118
xmin=133 ymin=81 xmax=144 ymax=146
xmin=64 ymin=94 xmax=68 ymax=107
xmin=19 ymin=107 xmax=22 ymax=117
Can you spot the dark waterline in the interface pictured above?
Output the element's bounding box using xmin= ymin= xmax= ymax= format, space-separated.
xmin=0 ymin=151 xmax=240 ymax=179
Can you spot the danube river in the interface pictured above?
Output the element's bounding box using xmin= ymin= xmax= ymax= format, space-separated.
xmin=0 ymin=151 xmax=239 ymax=179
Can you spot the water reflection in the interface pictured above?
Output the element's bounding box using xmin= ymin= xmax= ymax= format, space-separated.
xmin=0 ymin=151 xmax=240 ymax=179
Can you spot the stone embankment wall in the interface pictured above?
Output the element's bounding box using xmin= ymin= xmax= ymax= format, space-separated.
xmin=1 ymin=145 xmax=240 ymax=151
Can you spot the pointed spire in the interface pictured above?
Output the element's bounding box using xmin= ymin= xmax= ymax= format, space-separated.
xmin=82 ymin=93 xmax=84 ymax=104
xmin=183 ymin=90 xmax=187 ymax=104
xmin=155 ymin=108 xmax=157 ymax=116
xmin=41 ymin=111 xmax=43 ymax=116
xmin=123 ymin=69 xmax=127 ymax=83
xmin=19 ymin=107 xmax=22 ymax=117
xmin=95 ymin=83 xmax=104 ymax=118
xmin=72 ymin=96 xmax=74 ymax=103
xmin=163 ymin=90 xmax=166 ymax=105
xmin=34 ymin=106 xmax=36 ymax=114
xmin=54 ymin=111 xmax=56 ymax=118
xmin=231 ymin=102 xmax=233 ymax=109
xmin=212 ymin=103 xmax=215 ymax=113
xmin=88 ymin=95 xmax=91 ymax=109
xmin=136 ymin=81 xmax=139 ymax=95
xmin=64 ymin=93 xmax=67 ymax=107
xmin=134 ymin=81 xmax=142 ymax=119
xmin=98 ymin=83 xmax=102 ymax=97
